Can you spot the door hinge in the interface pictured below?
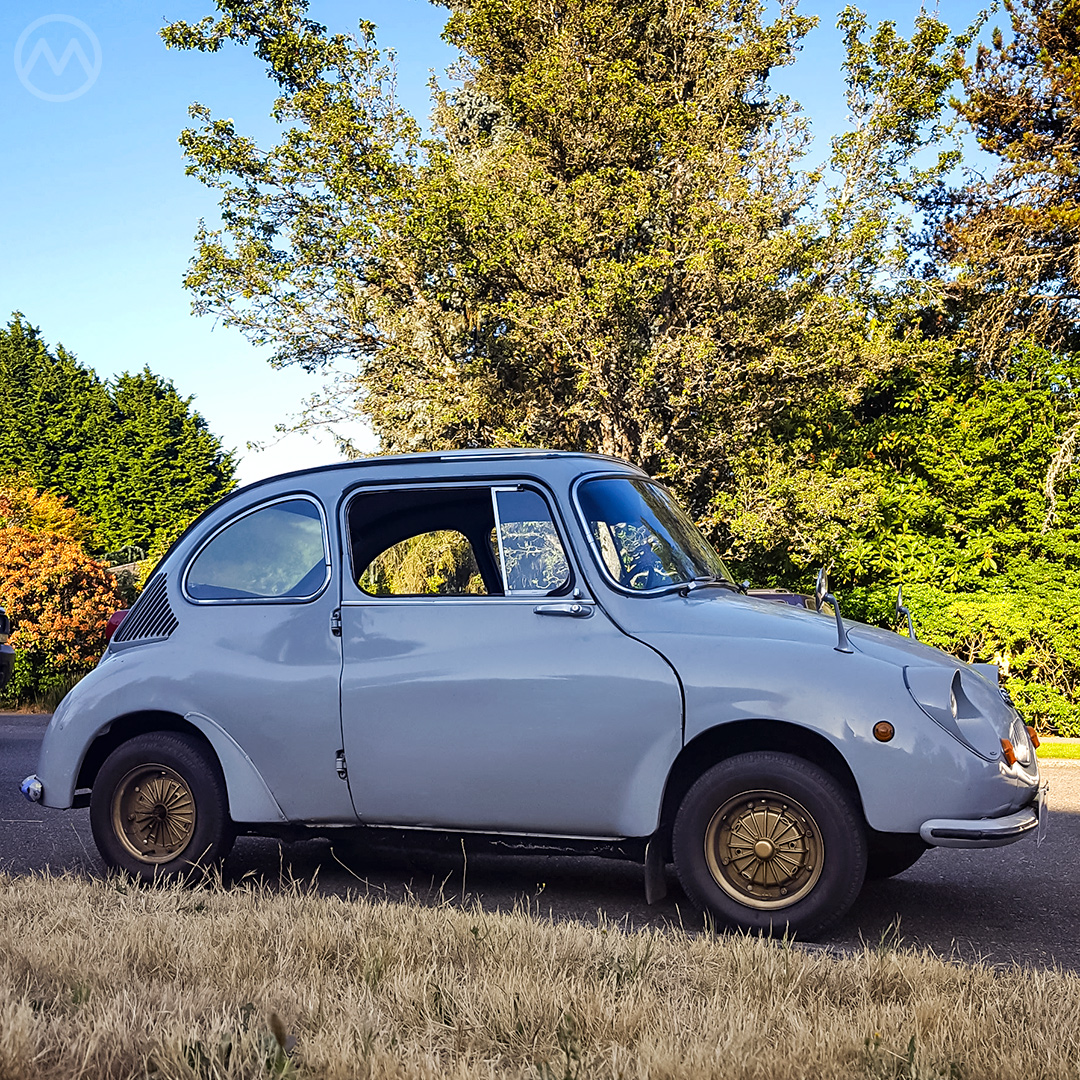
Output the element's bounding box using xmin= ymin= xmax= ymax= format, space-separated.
xmin=330 ymin=608 xmax=342 ymax=636
xmin=335 ymin=749 xmax=348 ymax=780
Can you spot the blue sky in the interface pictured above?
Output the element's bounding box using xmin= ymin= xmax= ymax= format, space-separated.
xmin=2 ymin=1 xmax=988 ymax=485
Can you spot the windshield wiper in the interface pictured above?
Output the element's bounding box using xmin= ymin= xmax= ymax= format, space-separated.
xmin=680 ymin=576 xmax=742 ymax=595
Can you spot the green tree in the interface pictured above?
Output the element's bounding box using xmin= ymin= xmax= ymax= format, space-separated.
xmin=162 ymin=0 xmax=964 ymax=514
xmin=97 ymin=367 xmax=238 ymax=553
xmin=0 ymin=315 xmax=114 ymax=517
xmin=921 ymin=0 xmax=1080 ymax=369
xmin=0 ymin=315 xmax=236 ymax=553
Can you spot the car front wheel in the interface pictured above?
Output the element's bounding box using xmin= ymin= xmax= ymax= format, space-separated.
xmin=672 ymin=752 xmax=867 ymax=936
xmin=90 ymin=731 xmax=234 ymax=880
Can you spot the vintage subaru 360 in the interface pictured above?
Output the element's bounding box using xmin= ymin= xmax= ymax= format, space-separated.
xmin=22 ymin=450 xmax=1045 ymax=935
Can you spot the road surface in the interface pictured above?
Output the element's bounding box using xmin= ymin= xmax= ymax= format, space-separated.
xmin=3 ymin=713 xmax=1075 ymax=968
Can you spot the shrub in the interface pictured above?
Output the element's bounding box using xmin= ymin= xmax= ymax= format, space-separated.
xmin=0 ymin=481 xmax=94 ymax=543
xmin=0 ymin=488 xmax=123 ymax=705
xmin=848 ymin=578 xmax=1080 ymax=736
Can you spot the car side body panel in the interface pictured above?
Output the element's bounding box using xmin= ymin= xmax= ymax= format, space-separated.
xmin=339 ymin=596 xmax=682 ymax=836
xmin=35 ymin=657 xmax=287 ymax=823
xmin=591 ymin=589 xmax=1041 ymax=833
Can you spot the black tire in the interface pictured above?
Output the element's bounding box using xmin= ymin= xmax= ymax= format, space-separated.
xmin=672 ymin=752 xmax=867 ymax=937
xmin=865 ymin=835 xmax=927 ymax=880
xmin=90 ymin=731 xmax=234 ymax=880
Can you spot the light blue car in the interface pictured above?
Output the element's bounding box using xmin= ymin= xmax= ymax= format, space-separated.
xmin=21 ymin=450 xmax=1046 ymax=935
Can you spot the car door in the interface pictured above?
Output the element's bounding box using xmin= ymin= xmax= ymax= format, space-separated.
xmin=338 ymin=481 xmax=683 ymax=837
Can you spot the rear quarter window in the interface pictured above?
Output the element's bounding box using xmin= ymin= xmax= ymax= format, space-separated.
xmin=185 ymin=498 xmax=328 ymax=601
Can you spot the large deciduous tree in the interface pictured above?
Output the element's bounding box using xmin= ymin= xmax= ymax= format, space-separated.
xmin=922 ymin=0 xmax=1080 ymax=369
xmin=162 ymin=0 xmax=961 ymax=514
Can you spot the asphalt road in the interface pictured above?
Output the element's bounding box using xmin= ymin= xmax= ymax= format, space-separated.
xmin=3 ymin=712 xmax=1077 ymax=969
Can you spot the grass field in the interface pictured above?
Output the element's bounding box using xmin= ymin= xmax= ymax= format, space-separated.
xmin=1036 ymin=739 xmax=1080 ymax=760
xmin=2 ymin=872 xmax=1080 ymax=1079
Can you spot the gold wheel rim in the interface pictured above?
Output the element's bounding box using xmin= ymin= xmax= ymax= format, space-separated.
xmin=704 ymin=790 xmax=823 ymax=910
xmin=111 ymin=763 xmax=196 ymax=864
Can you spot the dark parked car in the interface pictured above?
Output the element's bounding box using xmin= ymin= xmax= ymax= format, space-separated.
xmin=0 ymin=606 xmax=13 ymax=694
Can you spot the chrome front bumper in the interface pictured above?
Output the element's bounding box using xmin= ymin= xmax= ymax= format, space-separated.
xmin=920 ymin=782 xmax=1048 ymax=848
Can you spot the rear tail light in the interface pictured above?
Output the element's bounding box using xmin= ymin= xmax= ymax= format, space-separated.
xmin=105 ymin=609 xmax=129 ymax=642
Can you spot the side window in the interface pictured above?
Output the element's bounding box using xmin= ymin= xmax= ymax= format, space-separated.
xmin=186 ymin=499 xmax=328 ymax=601
xmin=492 ymin=489 xmax=571 ymax=594
xmin=347 ymin=485 xmax=572 ymax=598
xmin=359 ymin=530 xmax=487 ymax=596
xmin=350 ymin=487 xmax=498 ymax=597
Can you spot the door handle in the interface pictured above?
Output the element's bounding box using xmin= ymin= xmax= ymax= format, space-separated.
xmin=533 ymin=602 xmax=594 ymax=618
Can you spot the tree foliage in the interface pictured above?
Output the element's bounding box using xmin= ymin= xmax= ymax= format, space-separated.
xmin=923 ymin=0 xmax=1080 ymax=368
xmin=163 ymin=0 xmax=969 ymax=505
xmin=0 ymin=315 xmax=237 ymax=554
xmin=0 ymin=481 xmax=124 ymax=704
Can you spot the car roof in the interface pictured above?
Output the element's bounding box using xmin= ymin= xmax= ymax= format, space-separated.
xmin=231 ymin=448 xmax=647 ymax=499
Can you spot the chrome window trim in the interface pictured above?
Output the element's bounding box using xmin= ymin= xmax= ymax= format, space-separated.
xmin=491 ymin=486 xmax=513 ymax=592
xmin=182 ymin=493 xmax=332 ymax=605
xmin=569 ymin=473 xmax=710 ymax=598
xmin=343 ymin=479 xmax=579 ymax=601
xmin=340 ymin=597 xmax=594 ymax=608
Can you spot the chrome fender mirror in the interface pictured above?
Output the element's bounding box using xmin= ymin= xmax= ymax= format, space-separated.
xmin=814 ymin=567 xmax=853 ymax=654
xmin=814 ymin=567 xmax=828 ymax=613
xmin=895 ymin=584 xmax=917 ymax=641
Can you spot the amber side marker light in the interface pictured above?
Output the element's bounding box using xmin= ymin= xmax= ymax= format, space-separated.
xmin=1001 ymin=739 xmax=1017 ymax=766
xmin=873 ymin=721 xmax=895 ymax=742
xmin=1027 ymin=726 xmax=1041 ymax=748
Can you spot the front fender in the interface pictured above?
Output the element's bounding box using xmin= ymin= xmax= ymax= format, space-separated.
xmin=662 ymin=633 xmax=1035 ymax=833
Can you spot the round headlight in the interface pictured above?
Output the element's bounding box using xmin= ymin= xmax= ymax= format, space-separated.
xmin=1009 ymin=716 xmax=1032 ymax=766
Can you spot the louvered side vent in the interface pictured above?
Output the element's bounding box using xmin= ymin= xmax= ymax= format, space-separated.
xmin=113 ymin=573 xmax=178 ymax=644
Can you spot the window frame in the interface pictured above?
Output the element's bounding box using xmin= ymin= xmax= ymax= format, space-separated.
xmin=181 ymin=493 xmax=332 ymax=606
xmin=343 ymin=480 xmax=577 ymax=602
xmin=490 ymin=486 xmax=573 ymax=596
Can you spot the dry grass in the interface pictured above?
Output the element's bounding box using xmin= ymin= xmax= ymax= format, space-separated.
xmin=1 ymin=871 xmax=1078 ymax=1080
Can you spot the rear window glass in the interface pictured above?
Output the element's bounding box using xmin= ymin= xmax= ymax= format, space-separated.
xmin=186 ymin=499 xmax=327 ymax=601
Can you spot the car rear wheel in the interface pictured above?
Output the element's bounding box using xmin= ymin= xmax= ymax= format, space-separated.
xmin=90 ymin=732 xmax=234 ymax=880
xmin=672 ymin=752 xmax=867 ymax=936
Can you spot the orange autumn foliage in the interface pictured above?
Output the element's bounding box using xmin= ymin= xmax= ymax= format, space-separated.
xmin=0 ymin=480 xmax=94 ymax=542
xmin=0 ymin=483 xmax=123 ymax=700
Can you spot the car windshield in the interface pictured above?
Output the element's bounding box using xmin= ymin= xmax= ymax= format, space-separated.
xmin=577 ymin=477 xmax=731 ymax=590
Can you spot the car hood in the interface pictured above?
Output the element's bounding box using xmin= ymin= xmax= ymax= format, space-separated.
xmin=606 ymin=589 xmax=1018 ymax=760
xmin=615 ymin=588 xmax=980 ymax=674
